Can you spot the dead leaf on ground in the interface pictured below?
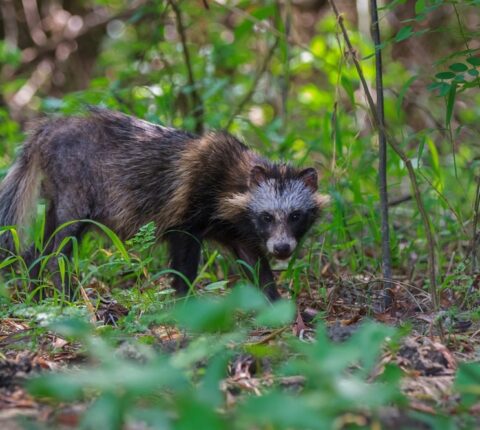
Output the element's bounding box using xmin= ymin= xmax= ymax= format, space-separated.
xmin=398 ymin=337 xmax=456 ymax=376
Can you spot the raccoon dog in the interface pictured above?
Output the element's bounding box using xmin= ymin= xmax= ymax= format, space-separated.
xmin=0 ymin=108 xmax=329 ymax=300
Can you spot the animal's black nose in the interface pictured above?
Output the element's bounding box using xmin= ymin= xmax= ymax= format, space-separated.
xmin=273 ymin=243 xmax=292 ymax=259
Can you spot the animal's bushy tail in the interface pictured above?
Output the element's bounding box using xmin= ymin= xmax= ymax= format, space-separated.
xmin=0 ymin=145 xmax=41 ymax=253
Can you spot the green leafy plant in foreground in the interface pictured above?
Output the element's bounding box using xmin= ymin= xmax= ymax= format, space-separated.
xmin=26 ymin=284 xmax=407 ymax=430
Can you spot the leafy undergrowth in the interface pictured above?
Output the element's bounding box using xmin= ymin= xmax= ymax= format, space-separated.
xmin=0 ymin=219 xmax=479 ymax=430
xmin=2 ymin=265 xmax=480 ymax=430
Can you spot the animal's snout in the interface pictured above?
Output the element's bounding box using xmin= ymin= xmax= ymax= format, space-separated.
xmin=273 ymin=243 xmax=292 ymax=259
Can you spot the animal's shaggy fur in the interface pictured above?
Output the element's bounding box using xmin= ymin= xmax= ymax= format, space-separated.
xmin=0 ymin=108 xmax=329 ymax=299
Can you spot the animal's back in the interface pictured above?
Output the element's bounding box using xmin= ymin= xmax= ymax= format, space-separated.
xmin=24 ymin=109 xmax=256 ymax=240
xmin=25 ymin=109 xmax=197 ymax=237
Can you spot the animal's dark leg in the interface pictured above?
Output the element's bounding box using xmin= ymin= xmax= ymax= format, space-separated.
xmin=233 ymin=244 xmax=280 ymax=301
xmin=167 ymin=231 xmax=202 ymax=295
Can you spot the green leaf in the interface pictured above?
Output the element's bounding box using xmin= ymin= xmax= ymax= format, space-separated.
xmin=350 ymin=322 xmax=396 ymax=374
xmin=28 ymin=373 xmax=84 ymax=401
xmin=468 ymin=68 xmax=479 ymax=77
xmin=255 ymin=300 xmax=296 ymax=327
xmin=174 ymin=297 xmax=235 ymax=333
xmin=0 ymin=41 xmax=21 ymax=67
xmin=81 ymin=393 xmax=124 ymax=430
xmin=240 ymin=392 xmax=327 ymax=429
xmin=415 ymin=0 xmax=426 ymax=14
xmin=197 ymin=353 xmax=231 ymax=407
xmin=449 ymin=63 xmax=468 ymax=72
xmin=49 ymin=316 xmax=93 ymax=339
xmin=0 ymin=252 xmax=20 ymax=270
xmin=435 ymin=72 xmax=455 ymax=80
xmin=426 ymin=137 xmax=441 ymax=179
xmin=175 ymin=396 xmax=225 ymax=430
xmin=466 ymin=57 xmax=480 ymax=66
xmin=234 ymin=5 xmax=275 ymax=39
xmin=29 ymin=357 xmax=186 ymax=400
xmin=395 ymin=25 xmax=413 ymax=42
xmin=54 ymin=220 xmax=130 ymax=262
xmin=0 ymin=227 xmax=20 ymax=254
xmin=439 ymin=82 xmax=451 ymax=97
xmin=455 ymin=362 xmax=480 ymax=407
xmin=427 ymin=82 xmax=441 ymax=91
xmin=226 ymin=283 xmax=268 ymax=312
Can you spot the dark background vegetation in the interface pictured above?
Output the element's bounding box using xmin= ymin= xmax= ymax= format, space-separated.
xmin=1 ymin=0 xmax=480 ymax=429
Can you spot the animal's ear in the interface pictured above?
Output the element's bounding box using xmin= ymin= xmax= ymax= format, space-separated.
xmin=250 ymin=165 xmax=268 ymax=186
xmin=299 ymin=167 xmax=318 ymax=191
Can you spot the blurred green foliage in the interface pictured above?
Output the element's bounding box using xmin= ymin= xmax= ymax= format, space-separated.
xmin=26 ymin=285 xmax=403 ymax=430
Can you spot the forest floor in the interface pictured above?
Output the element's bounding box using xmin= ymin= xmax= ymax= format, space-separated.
xmin=1 ymin=268 xmax=479 ymax=429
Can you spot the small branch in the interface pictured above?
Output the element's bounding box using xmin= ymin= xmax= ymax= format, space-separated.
xmin=388 ymin=194 xmax=412 ymax=207
xmin=168 ymin=0 xmax=204 ymax=134
xmin=370 ymin=0 xmax=393 ymax=311
xmin=226 ymin=38 xmax=279 ymax=129
xmin=1 ymin=0 xmax=18 ymax=47
xmin=329 ymin=0 xmax=439 ymax=310
xmin=10 ymin=59 xmax=53 ymax=111
xmin=21 ymin=0 xmax=47 ymax=46
xmin=276 ymin=0 xmax=291 ymax=131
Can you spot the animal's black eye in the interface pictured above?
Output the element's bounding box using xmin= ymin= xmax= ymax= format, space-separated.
xmin=261 ymin=212 xmax=274 ymax=223
xmin=289 ymin=211 xmax=302 ymax=222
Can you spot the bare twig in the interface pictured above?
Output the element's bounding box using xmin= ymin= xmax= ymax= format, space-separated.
xmin=1 ymin=0 xmax=18 ymax=47
xmin=21 ymin=0 xmax=47 ymax=46
xmin=246 ymin=326 xmax=288 ymax=345
xmin=168 ymin=0 xmax=204 ymax=134
xmin=388 ymin=194 xmax=412 ymax=207
xmin=226 ymin=38 xmax=280 ymax=129
xmin=276 ymin=0 xmax=291 ymax=130
xmin=370 ymin=0 xmax=393 ymax=311
xmin=10 ymin=59 xmax=53 ymax=111
xmin=329 ymin=0 xmax=439 ymax=310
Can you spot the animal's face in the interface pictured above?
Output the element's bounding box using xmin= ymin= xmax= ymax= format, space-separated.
xmin=247 ymin=165 xmax=329 ymax=260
